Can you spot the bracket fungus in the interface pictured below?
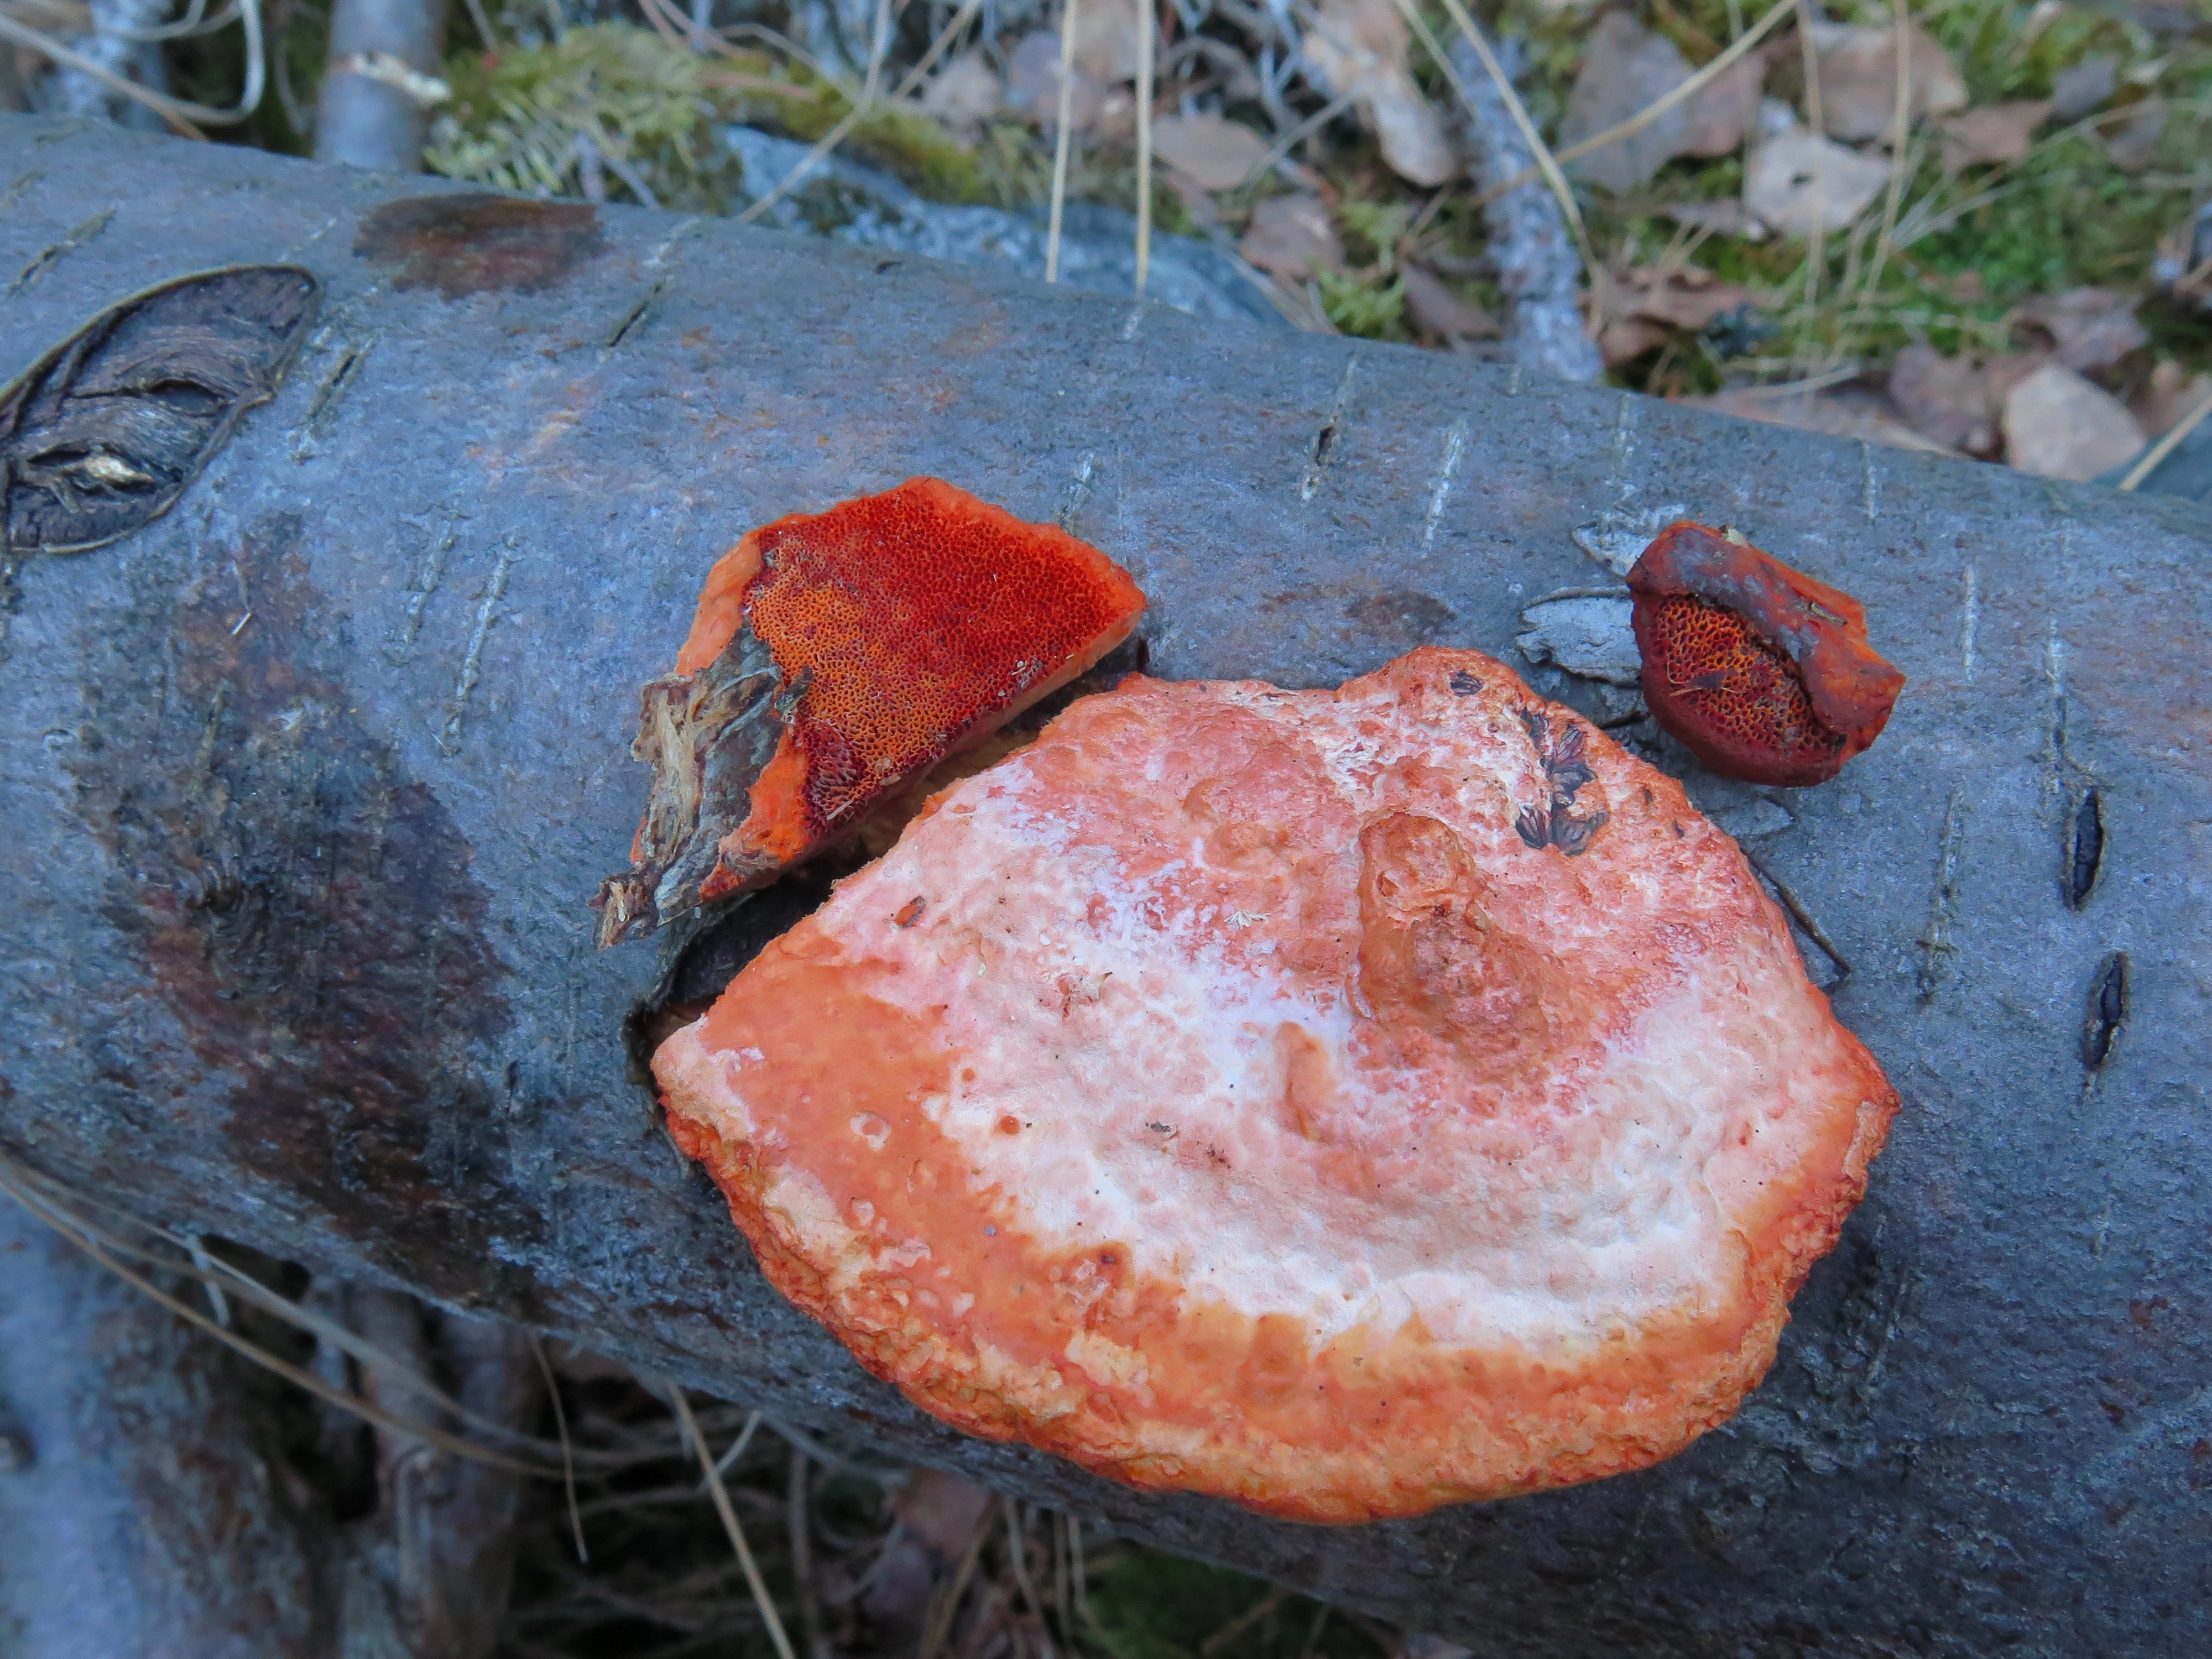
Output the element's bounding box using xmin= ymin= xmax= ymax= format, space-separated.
xmin=653 ymin=646 xmax=1899 ymax=1522
xmin=595 ymin=478 xmax=1146 ymax=946
xmin=1628 ymin=521 xmax=1905 ymax=787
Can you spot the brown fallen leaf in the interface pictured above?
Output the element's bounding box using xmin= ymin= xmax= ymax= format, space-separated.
xmin=1600 ymin=316 xmax=1671 ymax=367
xmin=1401 ymin=263 xmax=1499 ymax=340
xmin=1070 ymin=0 xmax=1143 ymax=84
xmin=1679 ymin=49 xmax=1768 ymax=159
xmin=1684 ymin=386 xmax=1959 ymax=454
xmin=1151 ymin=112 xmax=1273 ymax=191
xmin=2052 ymin=55 xmax=2116 ymax=119
xmin=2131 ymin=360 xmax=2212 ymax=438
xmin=1300 ymin=0 xmax=1457 ymax=188
xmin=1888 ymin=343 xmax=1999 ymax=455
xmin=1004 ymin=29 xmax=1105 ymax=133
xmin=1743 ymin=132 xmax=1890 ymax=236
xmin=1239 ymin=193 xmax=1347 ymax=278
xmin=917 ymin=53 xmax=1003 ymax=137
xmin=2008 ymin=288 xmax=2147 ymax=375
xmin=1939 ymin=100 xmax=2053 ymax=170
xmin=1603 ymin=264 xmax=1754 ymax=332
xmin=2002 ymin=362 xmax=2145 ymax=480
xmin=2100 ymin=102 xmax=2165 ymax=171
xmin=1559 ymin=13 xmax=1694 ymax=192
xmin=1806 ymin=20 xmax=1968 ymax=142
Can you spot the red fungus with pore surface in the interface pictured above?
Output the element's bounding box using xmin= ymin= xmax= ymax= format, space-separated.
xmin=594 ymin=478 xmax=1146 ymax=946
xmin=653 ymin=646 xmax=1899 ymax=1522
xmin=1629 ymin=521 xmax=1905 ymax=787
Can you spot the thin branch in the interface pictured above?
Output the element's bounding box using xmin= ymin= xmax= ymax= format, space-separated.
xmin=2119 ymin=383 xmax=2212 ymax=493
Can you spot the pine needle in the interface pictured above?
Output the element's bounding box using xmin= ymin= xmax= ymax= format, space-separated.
xmin=667 ymin=1381 xmax=798 ymax=1659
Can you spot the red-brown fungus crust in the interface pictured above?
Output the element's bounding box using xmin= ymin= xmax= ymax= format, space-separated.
xmin=1629 ymin=522 xmax=1905 ymax=787
xmin=653 ymin=647 xmax=1900 ymax=1522
xmin=594 ymin=479 xmax=1145 ymax=945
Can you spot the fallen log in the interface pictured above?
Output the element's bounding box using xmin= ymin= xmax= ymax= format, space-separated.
xmin=1 ymin=113 xmax=2206 ymax=1657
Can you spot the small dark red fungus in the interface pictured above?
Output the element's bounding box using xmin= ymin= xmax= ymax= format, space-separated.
xmin=1628 ymin=521 xmax=1905 ymax=787
xmin=594 ymin=477 xmax=1146 ymax=946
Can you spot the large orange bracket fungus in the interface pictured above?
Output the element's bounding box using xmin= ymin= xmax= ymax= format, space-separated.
xmin=1627 ymin=521 xmax=1905 ymax=787
xmin=594 ymin=478 xmax=1146 ymax=946
xmin=653 ymin=646 xmax=1899 ymax=1522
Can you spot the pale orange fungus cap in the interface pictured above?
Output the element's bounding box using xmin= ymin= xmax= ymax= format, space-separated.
xmin=653 ymin=647 xmax=1898 ymax=1521
xmin=595 ymin=478 xmax=1145 ymax=946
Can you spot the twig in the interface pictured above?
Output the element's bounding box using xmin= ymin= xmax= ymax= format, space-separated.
xmin=1135 ymin=0 xmax=1155 ymax=294
xmin=667 ymin=1382 xmax=799 ymax=1659
xmin=2119 ymin=384 xmax=2212 ymax=493
xmin=1046 ymin=0 xmax=1080 ymax=284
xmin=733 ymin=0 xmax=922 ymax=226
xmin=531 ymin=1333 xmax=591 ymax=1563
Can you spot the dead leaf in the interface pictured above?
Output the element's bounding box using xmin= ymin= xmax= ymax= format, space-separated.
xmin=2002 ymin=362 xmax=2144 ymax=480
xmin=1939 ymin=100 xmax=2053 ymax=170
xmin=1688 ymin=386 xmax=1959 ymax=454
xmin=2100 ymin=102 xmax=2164 ymax=171
xmin=1559 ymin=13 xmax=1694 ymax=193
xmin=1743 ymin=131 xmax=1890 ymax=237
xmin=1679 ymin=49 xmax=1767 ymax=159
xmin=891 ymin=1467 xmax=994 ymax=1559
xmin=1004 ymin=30 xmax=1104 ymax=133
xmin=2051 ymin=54 xmax=2116 ymax=119
xmin=1239 ymin=193 xmax=1346 ymax=277
xmin=1604 ymin=264 xmax=1754 ymax=332
xmin=2008 ymin=288 xmax=2146 ymax=375
xmin=1401 ymin=263 xmax=1498 ymax=339
xmin=918 ymin=53 xmax=1003 ymax=135
xmin=1300 ymin=0 xmax=1456 ymax=187
xmin=1600 ymin=317 xmax=1671 ymax=367
xmin=1625 ymin=196 xmax=1771 ymax=241
xmin=1806 ymin=20 xmax=1968 ymax=142
xmin=1070 ymin=0 xmax=1142 ymax=84
xmin=1888 ymin=343 xmax=1999 ymax=454
xmin=1150 ymin=113 xmax=1272 ymax=191
xmin=2134 ymin=359 xmax=2212 ymax=437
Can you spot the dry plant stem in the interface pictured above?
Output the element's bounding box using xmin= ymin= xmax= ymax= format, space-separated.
xmin=1046 ymin=0 xmax=1080 ymax=284
xmin=668 ymin=1383 xmax=799 ymax=1659
xmin=1006 ymin=1504 xmax=1055 ymax=1659
xmin=1396 ymin=0 xmax=1584 ymax=246
xmin=1793 ymin=0 xmax=1828 ymax=361
xmin=1203 ymin=1587 xmax=1290 ymax=1655
xmin=2119 ymin=384 xmax=2212 ymax=491
xmin=919 ymin=1498 xmax=997 ymax=1659
xmin=0 ymin=9 xmax=206 ymax=133
xmin=0 ymin=1159 xmax=564 ymax=1479
xmin=1135 ymin=0 xmax=1155 ymax=294
xmin=531 ymin=1333 xmax=591 ymax=1564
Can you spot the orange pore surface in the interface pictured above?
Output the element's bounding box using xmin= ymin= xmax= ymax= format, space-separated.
xmin=653 ymin=647 xmax=1898 ymax=1522
xmin=1642 ymin=595 xmax=1844 ymax=779
xmin=674 ymin=478 xmax=1145 ymax=867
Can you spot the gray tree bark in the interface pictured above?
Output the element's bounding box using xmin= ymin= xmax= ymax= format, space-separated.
xmin=1 ymin=114 xmax=2209 ymax=1657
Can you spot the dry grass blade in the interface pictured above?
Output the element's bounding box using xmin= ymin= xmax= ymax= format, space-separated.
xmin=667 ymin=1382 xmax=799 ymax=1659
xmin=1135 ymin=0 xmax=1155 ymax=294
xmin=1395 ymin=0 xmax=1584 ymax=246
xmin=0 ymin=1153 xmax=638 ymax=1468
xmin=1046 ymin=0 xmax=1081 ymax=284
xmin=1202 ymin=1585 xmax=1288 ymax=1655
xmin=0 ymin=1161 xmax=564 ymax=1478
xmin=1557 ymin=0 xmax=1794 ymax=169
xmin=707 ymin=1407 xmax=765 ymax=1483
xmin=0 ymin=8 xmax=206 ymax=133
xmin=2119 ymin=384 xmax=2212 ymax=491
xmin=532 ymin=1332 xmax=591 ymax=1563
xmin=919 ymin=1494 xmax=997 ymax=1659
xmin=1005 ymin=1503 xmax=1055 ymax=1658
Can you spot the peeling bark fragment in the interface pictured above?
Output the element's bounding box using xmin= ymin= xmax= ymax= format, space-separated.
xmin=0 ymin=265 xmax=319 ymax=557
xmin=594 ymin=477 xmax=1147 ymax=948
xmin=1629 ymin=521 xmax=1905 ymax=787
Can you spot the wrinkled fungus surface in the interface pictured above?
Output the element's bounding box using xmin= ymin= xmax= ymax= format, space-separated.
xmin=654 ymin=647 xmax=1899 ymax=1521
xmin=1629 ymin=522 xmax=1904 ymax=787
xmin=596 ymin=478 xmax=1145 ymax=946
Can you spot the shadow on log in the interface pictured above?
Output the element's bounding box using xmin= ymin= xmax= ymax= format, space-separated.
xmin=0 ymin=114 xmax=2208 ymax=1657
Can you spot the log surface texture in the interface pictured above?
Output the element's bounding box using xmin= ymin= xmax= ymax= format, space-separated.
xmin=2 ymin=116 xmax=2208 ymax=1658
